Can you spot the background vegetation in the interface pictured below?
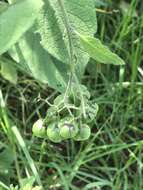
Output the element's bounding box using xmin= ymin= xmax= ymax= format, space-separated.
xmin=0 ymin=0 xmax=143 ymax=189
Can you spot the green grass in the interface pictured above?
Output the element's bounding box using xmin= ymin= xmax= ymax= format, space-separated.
xmin=1 ymin=0 xmax=143 ymax=189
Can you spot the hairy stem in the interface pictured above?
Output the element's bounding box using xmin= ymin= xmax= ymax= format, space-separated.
xmin=58 ymin=0 xmax=86 ymax=117
xmin=58 ymin=0 xmax=74 ymax=99
xmin=58 ymin=0 xmax=74 ymax=72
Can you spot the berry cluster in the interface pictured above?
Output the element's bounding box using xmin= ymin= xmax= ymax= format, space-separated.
xmin=32 ymin=118 xmax=91 ymax=143
xmin=32 ymin=85 xmax=98 ymax=143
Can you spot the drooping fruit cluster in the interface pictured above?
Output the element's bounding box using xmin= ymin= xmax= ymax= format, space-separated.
xmin=32 ymin=117 xmax=91 ymax=143
xmin=32 ymin=85 xmax=98 ymax=143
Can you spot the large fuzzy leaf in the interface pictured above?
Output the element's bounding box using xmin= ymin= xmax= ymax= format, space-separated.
xmin=9 ymin=28 xmax=69 ymax=92
xmin=38 ymin=0 xmax=97 ymax=77
xmin=37 ymin=0 xmax=69 ymax=64
xmin=0 ymin=0 xmax=43 ymax=55
xmin=79 ymin=35 xmax=125 ymax=65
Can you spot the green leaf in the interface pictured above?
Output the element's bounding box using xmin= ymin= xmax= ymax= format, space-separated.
xmin=0 ymin=0 xmax=43 ymax=55
xmin=0 ymin=147 xmax=15 ymax=185
xmin=9 ymin=27 xmax=69 ymax=92
xmin=79 ymin=34 xmax=125 ymax=65
xmin=37 ymin=0 xmax=69 ymax=64
xmin=38 ymin=0 xmax=97 ymax=77
xmin=0 ymin=58 xmax=17 ymax=84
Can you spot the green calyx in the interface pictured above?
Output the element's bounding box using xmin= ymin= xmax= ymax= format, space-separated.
xmin=32 ymin=119 xmax=46 ymax=138
xmin=74 ymin=124 xmax=91 ymax=141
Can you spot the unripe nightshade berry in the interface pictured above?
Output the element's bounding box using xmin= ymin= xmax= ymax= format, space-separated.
xmin=32 ymin=119 xmax=46 ymax=138
xmin=60 ymin=122 xmax=78 ymax=139
xmin=74 ymin=124 xmax=91 ymax=141
xmin=59 ymin=117 xmax=78 ymax=139
xmin=47 ymin=123 xmax=62 ymax=143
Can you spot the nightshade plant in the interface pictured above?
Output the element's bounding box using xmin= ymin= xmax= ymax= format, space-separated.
xmin=0 ymin=0 xmax=125 ymax=142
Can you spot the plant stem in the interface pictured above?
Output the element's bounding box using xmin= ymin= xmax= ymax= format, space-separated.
xmin=58 ymin=0 xmax=86 ymax=117
xmin=58 ymin=0 xmax=74 ymax=73
xmin=58 ymin=0 xmax=74 ymax=96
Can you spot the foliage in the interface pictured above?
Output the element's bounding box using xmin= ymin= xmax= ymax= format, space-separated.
xmin=0 ymin=0 xmax=123 ymax=92
xmin=1 ymin=0 xmax=143 ymax=189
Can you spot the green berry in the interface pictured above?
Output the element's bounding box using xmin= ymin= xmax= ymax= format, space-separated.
xmin=32 ymin=119 xmax=46 ymax=138
xmin=47 ymin=123 xmax=62 ymax=143
xmin=74 ymin=124 xmax=91 ymax=141
xmin=60 ymin=122 xmax=78 ymax=139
